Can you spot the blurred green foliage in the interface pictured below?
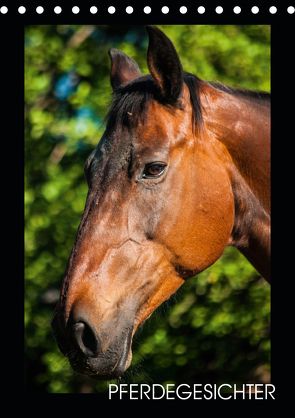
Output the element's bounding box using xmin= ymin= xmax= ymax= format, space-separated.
xmin=25 ymin=25 xmax=270 ymax=393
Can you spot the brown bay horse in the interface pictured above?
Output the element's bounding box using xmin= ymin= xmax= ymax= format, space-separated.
xmin=51 ymin=26 xmax=270 ymax=381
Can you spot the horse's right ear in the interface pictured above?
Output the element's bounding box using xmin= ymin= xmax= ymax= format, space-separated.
xmin=146 ymin=25 xmax=183 ymax=104
xmin=108 ymin=49 xmax=142 ymax=90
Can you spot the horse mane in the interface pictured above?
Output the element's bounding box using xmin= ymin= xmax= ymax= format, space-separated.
xmin=104 ymin=72 xmax=270 ymax=135
xmin=207 ymin=80 xmax=270 ymax=106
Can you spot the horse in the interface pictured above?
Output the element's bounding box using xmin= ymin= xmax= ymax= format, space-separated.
xmin=51 ymin=25 xmax=270 ymax=381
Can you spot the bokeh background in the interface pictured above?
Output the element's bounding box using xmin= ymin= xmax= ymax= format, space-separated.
xmin=25 ymin=25 xmax=270 ymax=393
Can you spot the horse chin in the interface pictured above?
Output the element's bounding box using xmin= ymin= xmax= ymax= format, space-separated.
xmin=89 ymin=351 xmax=132 ymax=382
xmin=90 ymin=347 xmax=132 ymax=382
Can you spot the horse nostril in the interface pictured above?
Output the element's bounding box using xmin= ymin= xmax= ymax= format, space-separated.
xmin=72 ymin=322 xmax=100 ymax=358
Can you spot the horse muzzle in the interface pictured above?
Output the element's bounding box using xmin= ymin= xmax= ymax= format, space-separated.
xmin=51 ymin=309 xmax=134 ymax=380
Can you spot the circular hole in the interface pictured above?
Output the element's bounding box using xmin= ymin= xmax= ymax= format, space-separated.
xmin=233 ymin=6 xmax=241 ymax=14
xmin=72 ymin=6 xmax=80 ymax=14
xmin=269 ymin=6 xmax=277 ymax=14
xmin=287 ymin=6 xmax=295 ymax=13
xmin=144 ymin=6 xmax=151 ymax=14
xmin=126 ymin=6 xmax=133 ymax=14
xmin=180 ymin=6 xmax=187 ymax=14
xmin=108 ymin=6 xmax=116 ymax=14
xmin=90 ymin=6 xmax=97 ymax=14
xmin=162 ymin=6 xmax=169 ymax=14
xmin=36 ymin=6 xmax=44 ymax=14
xmin=198 ymin=6 xmax=205 ymax=14
xmin=18 ymin=6 xmax=26 ymax=14
xmin=0 ymin=6 xmax=8 ymax=13
xmin=215 ymin=6 xmax=223 ymax=14
xmin=251 ymin=6 xmax=259 ymax=14
xmin=54 ymin=6 xmax=62 ymax=14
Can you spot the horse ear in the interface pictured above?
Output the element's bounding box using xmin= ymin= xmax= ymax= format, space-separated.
xmin=108 ymin=49 xmax=142 ymax=90
xmin=146 ymin=25 xmax=183 ymax=103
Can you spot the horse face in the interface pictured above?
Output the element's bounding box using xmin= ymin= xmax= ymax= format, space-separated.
xmin=51 ymin=26 xmax=235 ymax=380
xmin=51 ymin=94 xmax=234 ymax=380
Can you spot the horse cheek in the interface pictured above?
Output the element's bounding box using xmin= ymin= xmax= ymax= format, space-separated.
xmin=154 ymin=161 xmax=234 ymax=276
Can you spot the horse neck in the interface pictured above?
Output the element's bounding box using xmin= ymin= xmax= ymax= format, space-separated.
xmin=202 ymin=85 xmax=271 ymax=282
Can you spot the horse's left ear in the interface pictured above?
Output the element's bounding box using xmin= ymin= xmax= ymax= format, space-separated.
xmin=146 ymin=25 xmax=183 ymax=104
xmin=109 ymin=49 xmax=142 ymax=90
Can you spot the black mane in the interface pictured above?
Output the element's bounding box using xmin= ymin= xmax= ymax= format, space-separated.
xmin=207 ymin=80 xmax=270 ymax=105
xmin=105 ymin=72 xmax=270 ymax=134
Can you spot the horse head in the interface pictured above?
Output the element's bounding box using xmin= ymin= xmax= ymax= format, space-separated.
xmin=51 ymin=26 xmax=269 ymax=380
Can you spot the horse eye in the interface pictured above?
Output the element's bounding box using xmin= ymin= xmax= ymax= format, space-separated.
xmin=142 ymin=163 xmax=166 ymax=179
